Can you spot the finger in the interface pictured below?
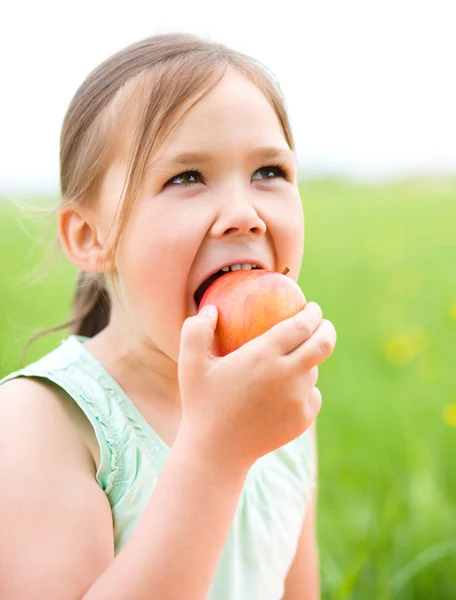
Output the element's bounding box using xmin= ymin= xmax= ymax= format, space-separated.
xmin=286 ymin=319 xmax=336 ymax=373
xmin=252 ymin=302 xmax=323 ymax=356
xmin=308 ymin=366 xmax=319 ymax=387
xmin=307 ymin=387 xmax=322 ymax=421
xmin=179 ymin=305 xmax=218 ymax=374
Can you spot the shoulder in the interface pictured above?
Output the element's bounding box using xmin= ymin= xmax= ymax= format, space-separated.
xmin=0 ymin=376 xmax=99 ymax=472
xmin=0 ymin=378 xmax=115 ymax=597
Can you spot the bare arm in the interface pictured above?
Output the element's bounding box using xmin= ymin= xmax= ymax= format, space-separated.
xmin=1 ymin=305 xmax=334 ymax=600
xmin=0 ymin=379 xmax=248 ymax=600
xmin=282 ymin=423 xmax=320 ymax=600
xmin=85 ymin=429 xmax=248 ymax=600
xmin=0 ymin=378 xmax=115 ymax=599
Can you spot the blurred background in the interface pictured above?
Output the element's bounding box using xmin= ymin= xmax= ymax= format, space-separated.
xmin=1 ymin=0 xmax=455 ymax=597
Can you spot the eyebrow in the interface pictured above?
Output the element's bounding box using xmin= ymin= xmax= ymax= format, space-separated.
xmin=150 ymin=146 xmax=294 ymax=171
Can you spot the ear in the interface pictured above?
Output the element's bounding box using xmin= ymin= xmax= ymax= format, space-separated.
xmin=58 ymin=203 xmax=115 ymax=274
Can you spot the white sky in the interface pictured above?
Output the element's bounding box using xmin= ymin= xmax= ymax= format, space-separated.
xmin=1 ymin=0 xmax=455 ymax=192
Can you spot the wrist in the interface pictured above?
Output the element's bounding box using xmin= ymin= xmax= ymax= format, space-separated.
xmin=173 ymin=423 xmax=251 ymax=484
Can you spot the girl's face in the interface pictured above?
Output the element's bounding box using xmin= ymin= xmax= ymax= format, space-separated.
xmin=98 ymin=68 xmax=304 ymax=361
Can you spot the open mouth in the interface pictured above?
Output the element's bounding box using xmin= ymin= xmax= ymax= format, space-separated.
xmin=194 ymin=264 xmax=263 ymax=309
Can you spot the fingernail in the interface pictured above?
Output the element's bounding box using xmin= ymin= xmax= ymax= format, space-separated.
xmin=199 ymin=304 xmax=217 ymax=317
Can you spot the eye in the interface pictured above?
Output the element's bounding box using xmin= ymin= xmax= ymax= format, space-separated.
xmin=251 ymin=165 xmax=287 ymax=181
xmin=166 ymin=170 xmax=204 ymax=186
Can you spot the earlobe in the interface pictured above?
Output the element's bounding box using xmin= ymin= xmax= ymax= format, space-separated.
xmin=58 ymin=203 xmax=114 ymax=274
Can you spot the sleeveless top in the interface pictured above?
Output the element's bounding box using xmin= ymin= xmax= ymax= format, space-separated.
xmin=0 ymin=335 xmax=315 ymax=600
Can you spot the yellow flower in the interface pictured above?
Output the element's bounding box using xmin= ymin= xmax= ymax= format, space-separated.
xmin=450 ymin=301 xmax=456 ymax=322
xmin=385 ymin=334 xmax=416 ymax=366
xmin=385 ymin=327 xmax=429 ymax=366
xmin=443 ymin=404 xmax=456 ymax=428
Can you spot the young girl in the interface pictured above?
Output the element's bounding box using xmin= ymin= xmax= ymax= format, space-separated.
xmin=0 ymin=34 xmax=336 ymax=599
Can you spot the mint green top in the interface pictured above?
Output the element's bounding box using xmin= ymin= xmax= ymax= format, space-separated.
xmin=1 ymin=335 xmax=315 ymax=599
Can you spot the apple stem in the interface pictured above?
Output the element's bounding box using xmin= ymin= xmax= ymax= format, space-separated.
xmin=281 ymin=267 xmax=290 ymax=276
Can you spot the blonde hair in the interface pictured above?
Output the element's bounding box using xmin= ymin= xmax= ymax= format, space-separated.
xmin=39 ymin=33 xmax=296 ymax=341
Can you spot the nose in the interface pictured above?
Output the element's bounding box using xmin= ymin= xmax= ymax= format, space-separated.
xmin=210 ymin=195 xmax=267 ymax=239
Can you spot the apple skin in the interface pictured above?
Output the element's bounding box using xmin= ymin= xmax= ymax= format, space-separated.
xmin=198 ymin=269 xmax=306 ymax=356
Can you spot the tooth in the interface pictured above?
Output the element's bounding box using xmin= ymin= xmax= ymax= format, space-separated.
xmin=241 ymin=263 xmax=252 ymax=270
xmin=230 ymin=264 xmax=242 ymax=271
xmin=221 ymin=266 xmax=230 ymax=272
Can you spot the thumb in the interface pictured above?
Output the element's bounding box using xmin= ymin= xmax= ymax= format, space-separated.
xmin=179 ymin=305 xmax=218 ymax=374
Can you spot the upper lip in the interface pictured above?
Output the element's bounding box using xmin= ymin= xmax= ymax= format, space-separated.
xmin=194 ymin=258 xmax=271 ymax=296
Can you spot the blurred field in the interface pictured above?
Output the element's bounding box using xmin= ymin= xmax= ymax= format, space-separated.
xmin=1 ymin=178 xmax=455 ymax=598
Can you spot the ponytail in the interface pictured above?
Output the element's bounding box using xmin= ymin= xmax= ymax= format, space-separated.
xmin=21 ymin=271 xmax=110 ymax=366
xmin=72 ymin=271 xmax=111 ymax=337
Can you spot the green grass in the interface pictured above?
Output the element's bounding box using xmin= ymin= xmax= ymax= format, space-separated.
xmin=1 ymin=178 xmax=455 ymax=598
xmin=301 ymin=178 xmax=456 ymax=598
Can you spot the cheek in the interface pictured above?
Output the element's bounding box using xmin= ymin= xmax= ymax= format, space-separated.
xmin=118 ymin=227 xmax=187 ymax=311
xmin=266 ymin=193 xmax=304 ymax=273
xmin=116 ymin=237 xmax=187 ymax=358
xmin=113 ymin=203 xmax=207 ymax=352
xmin=118 ymin=200 xmax=187 ymax=280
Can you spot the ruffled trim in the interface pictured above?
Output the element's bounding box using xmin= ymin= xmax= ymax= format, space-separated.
xmin=0 ymin=336 xmax=170 ymax=507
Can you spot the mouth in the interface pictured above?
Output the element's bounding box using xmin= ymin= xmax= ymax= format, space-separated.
xmin=193 ymin=261 xmax=267 ymax=309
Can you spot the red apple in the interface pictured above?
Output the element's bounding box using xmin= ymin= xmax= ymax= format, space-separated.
xmin=198 ymin=269 xmax=306 ymax=356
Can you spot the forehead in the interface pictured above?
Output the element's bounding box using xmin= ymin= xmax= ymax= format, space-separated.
xmin=98 ymin=68 xmax=292 ymax=220
xmin=104 ymin=68 xmax=291 ymax=193
xmin=156 ymin=68 xmax=289 ymax=157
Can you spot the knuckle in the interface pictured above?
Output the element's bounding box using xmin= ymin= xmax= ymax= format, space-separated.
xmin=308 ymin=301 xmax=323 ymax=321
xmin=296 ymin=401 xmax=313 ymax=430
xmin=323 ymin=319 xmax=337 ymax=340
xmin=317 ymin=324 xmax=336 ymax=355
xmin=303 ymin=389 xmax=321 ymax=421
xmin=309 ymin=366 xmax=319 ymax=386
xmin=294 ymin=317 xmax=311 ymax=338
xmin=318 ymin=335 xmax=334 ymax=355
xmin=311 ymin=387 xmax=323 ymax=410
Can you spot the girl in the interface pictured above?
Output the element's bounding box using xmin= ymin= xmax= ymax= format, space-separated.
xmin=0 ymin=34 xmax=336 ymax=599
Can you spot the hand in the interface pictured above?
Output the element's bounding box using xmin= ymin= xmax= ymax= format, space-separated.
xmin=177 ymin=302 xmax=336 ymax=470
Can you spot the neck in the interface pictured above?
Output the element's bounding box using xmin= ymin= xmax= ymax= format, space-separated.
xmin=84 ymin=323 xmax=181 ymax=407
